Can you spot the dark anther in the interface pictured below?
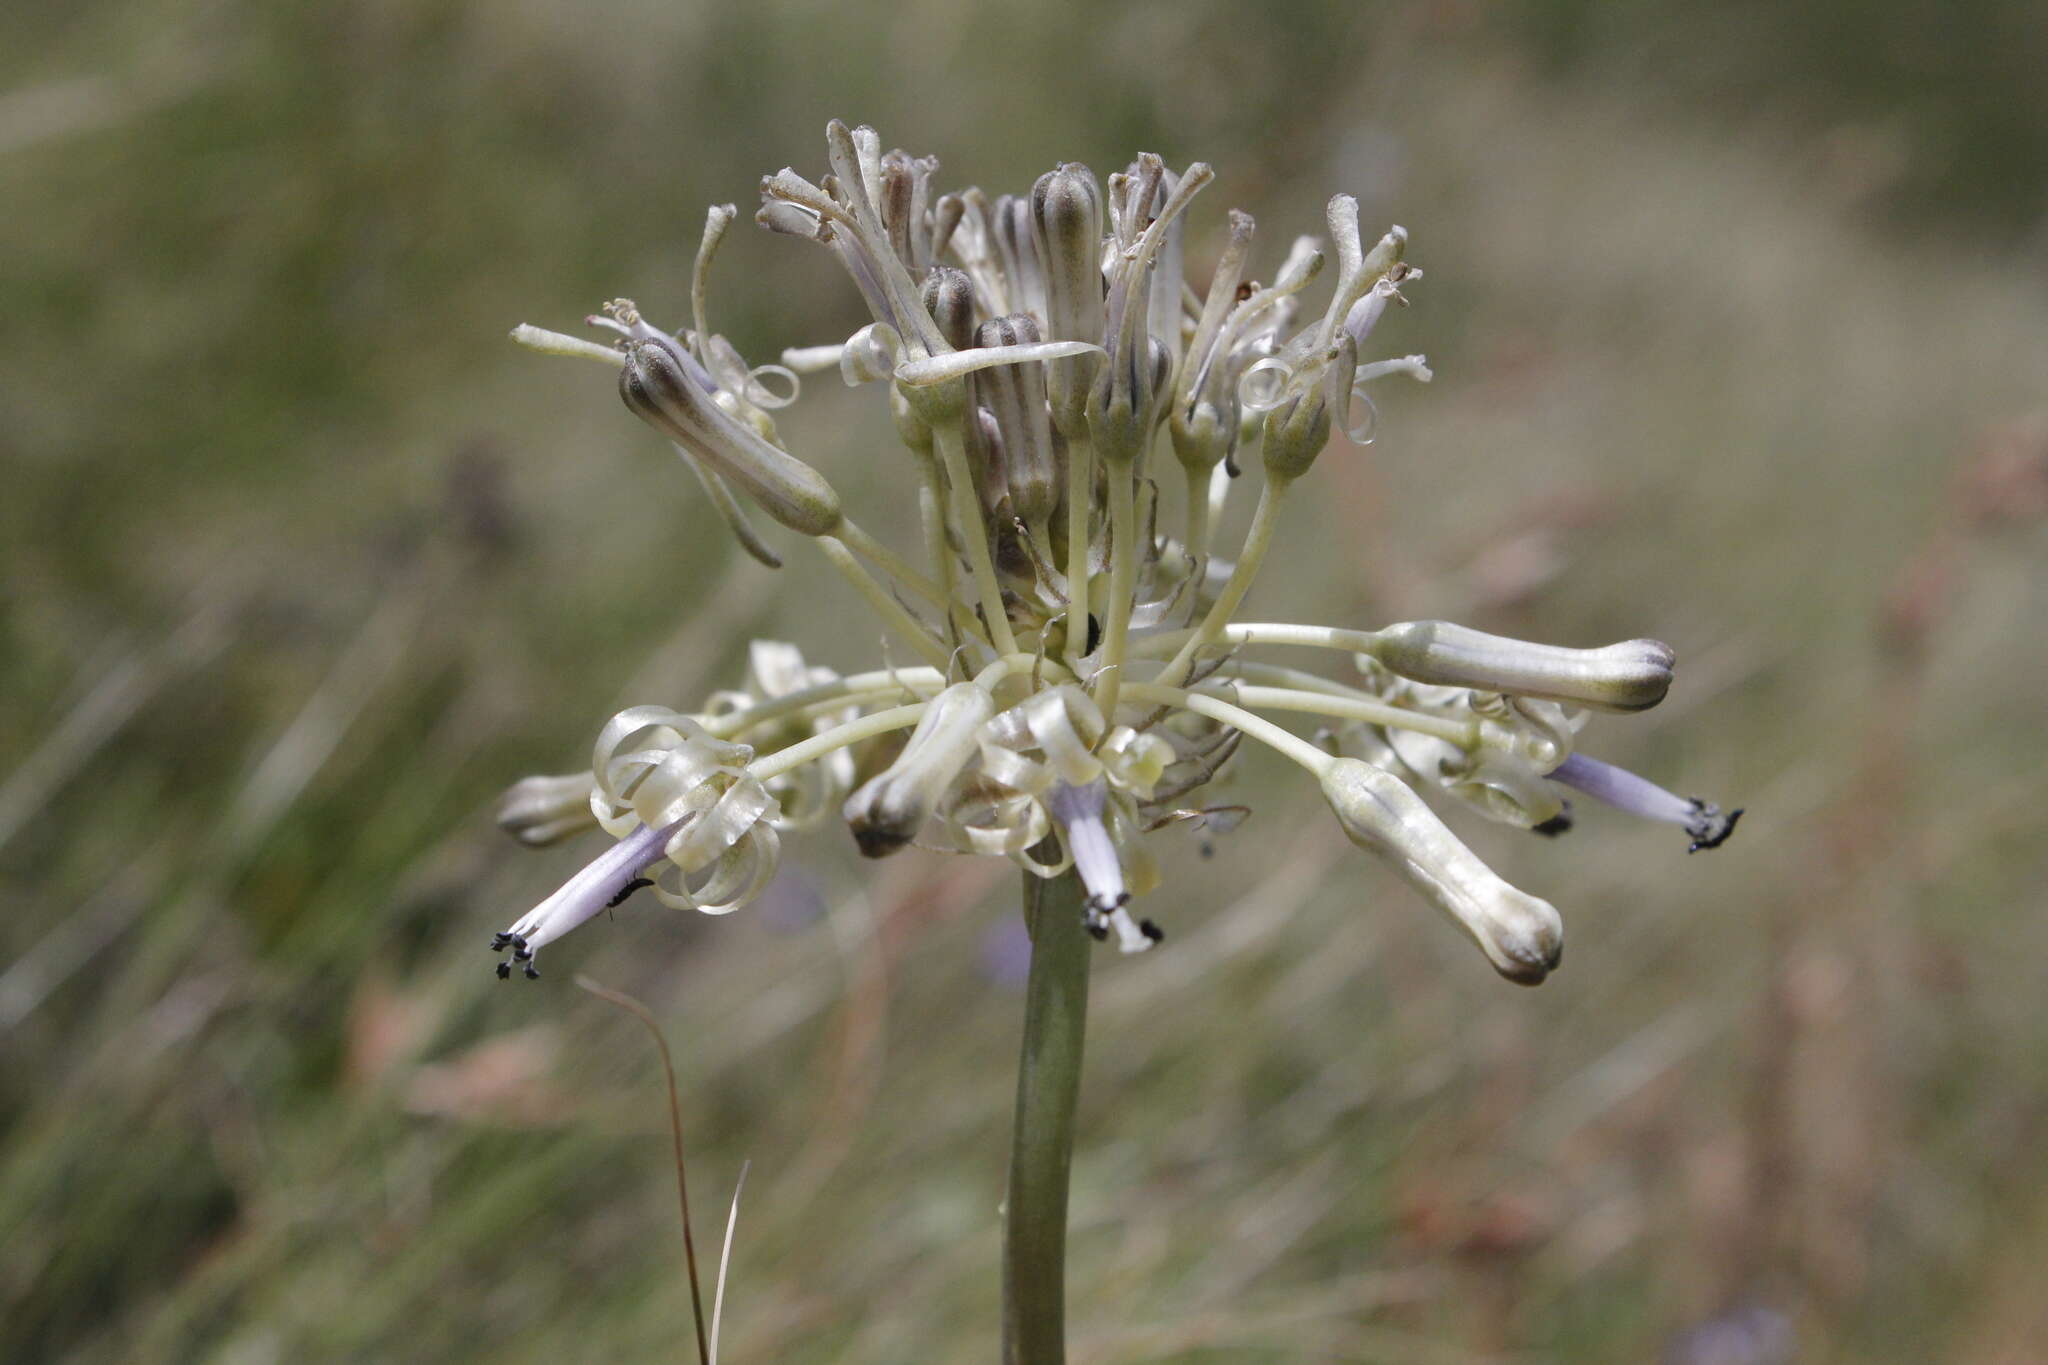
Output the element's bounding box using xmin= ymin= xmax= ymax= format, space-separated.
xmin=1139 ymin=919 xmax=1165 ymax=942
xmin=495 ymin=961 xmax=512 ymax=980
xmin=512 ymin=945 xmax=533 ymax=962
xmin=1687 ymin=806 xmax=1743 ymax=853
xmin=1234 ymin=280 xmax=1255 ymax=303
xmin=491 ymin=931 xmax=520 ymax=950
xmin=606 ymin=877 xmax=655 ymax=910
xmin=1531 ymin=807 xmax=1575 ymax=838
xmin=522 ymin=962 xmax=541 ymax=980
xmin=1084 ymin=612 xmax=1103 ymax=656
xmin=1086 ymin=920 xmax=1110 ymax=942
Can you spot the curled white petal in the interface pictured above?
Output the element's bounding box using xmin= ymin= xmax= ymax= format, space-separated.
xmin=1020 ymin=686 xmax=1106 ymax=788
xmin=744 ymin=364 xmax=801 ymax=409
xmin=840 ymin=322 xmax=903 ymax=386
xmin=1237 ymin=357 xmax=1292 ymax=412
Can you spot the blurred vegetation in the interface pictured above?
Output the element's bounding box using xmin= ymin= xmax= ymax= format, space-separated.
xmin=4 ymin=2 xmax=2046 ymax=1361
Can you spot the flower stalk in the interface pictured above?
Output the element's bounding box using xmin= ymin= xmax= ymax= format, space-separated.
xmin=1002 ymin=866 xmax=1092 ymax=1365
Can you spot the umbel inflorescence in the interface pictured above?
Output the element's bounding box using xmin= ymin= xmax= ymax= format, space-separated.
xmin=493 ymin=121 xmax=1737 ymax=985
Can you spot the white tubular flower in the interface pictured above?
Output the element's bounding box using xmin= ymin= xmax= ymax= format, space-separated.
xmin=1363 ymin=621 xmax=1675 ymax=713
xmin=1547 ymin=753 xmax=1743 ymax=852
xmin=493 ymin=819 xmax=675 ymax=978
xmin=1321 ymin=758 xmax=1564 ymax=985
xmin=494 ymin=118 xmax=1738 ymax=983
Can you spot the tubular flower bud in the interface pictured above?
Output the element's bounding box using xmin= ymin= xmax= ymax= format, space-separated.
xmin=1030 ymin=162 xmax=1106 ymax=436
xmin=876 ymin=148 xmax=943 ymax=272
xmin=973 ymin=314 xmax=1061 ymax=525
xmin=1088 ymin=157 xmax=1212 ymax=467
xmin=991 ymin=194 xmax=1047 ymax=323
xmin=495 ymin=772 xmax=600 ymax=847
xmin=1321 ymin=758 xmax=1564 ymax=985
xmin=1171 ymin=208 xmax=1257 ymax=481
xmin=1364 ymin=622 xmax=1676 ymax=713
xmin=843 ymin=682 xmax=995 ymax=857
xmin=620 ymin=332 xmax=843 ymax=537
xmin=921 ymin=266 xmax=978 ymax=355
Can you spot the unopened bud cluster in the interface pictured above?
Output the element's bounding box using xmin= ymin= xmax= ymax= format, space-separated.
xmin=493 ymin=121 xmax=1737 ymax=986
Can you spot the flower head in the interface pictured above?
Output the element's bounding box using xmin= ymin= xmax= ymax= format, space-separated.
xmin=495 ymin=122 xmax=1738 ymax=983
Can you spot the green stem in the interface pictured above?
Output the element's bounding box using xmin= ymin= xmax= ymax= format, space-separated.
xmin=1002 ymin=867 xmax=1092 ymax=1365
xmin=933 ymin=420 xmax=1021 ymax=658
xmin=1091 ymin=462 xmax=1139 ymax=722
xmin=1154 ymin=476 xmax=1290 ymax=688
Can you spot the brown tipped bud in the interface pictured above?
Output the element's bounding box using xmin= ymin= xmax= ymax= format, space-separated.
xmin=843 ymin=683 xmax=994 ymax=856
xmin=973 ymin=313 xmax=1060 ymax=524
xmin=1031 ymin=162 xmax=1106 ymax=436
xmin=878 ymin=148 xmax=917 ymax=265
xmin=991 ymin=194 xmax=1047 ymax=320
xmin=920 ymin=266 xmax=977 ymax=355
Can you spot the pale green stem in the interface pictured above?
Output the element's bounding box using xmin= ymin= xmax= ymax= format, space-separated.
xmin=1222 ymin=685 xmax=1476 ymax=746
xmin=932 ymin=421 xmax=1021 ymax=658
xmin=915 ymin=470 xmax=990 ymax=652
xmin=919 ymin=468 xmax=955 ymax=592
xmin=696 ymin=671 xmax=937 ymax=736
xmin=1002 ymin=866 xmax=1091 ymax=1365
xmin=1115 ymin=680 xmax=1334 ymax=774
xmin=1134 ymin=620 xmax=1393 ymax=659
xmin=744 ymin=702 xmax=928 ymax=783
xmin=704 ymin=653 xmax=1075 ymax=742
xmin=974 ymin=653 xmax=1026 ymax=690
xmin=1182 ymin=464 xmax=1213 ymax=564
xmin=717 ymin=687 xmax=933 ymax=736
xmin=815 ymin=538 xmax=953 ymax=671
xmin=1063 ymin=431 xmax=1095 ymax=668
xmin=701 ymin=668 xmax=946 ymax=739
xmin=1091 ymin=462 xmax=1141 ymax=722
xmin=1154 ymin=477 xmax=1292 ymax=688
xmin=1218 ymin=659 xmax=1377 ymax=699
xmin=838 ymin=517 xmax=955 ymax=616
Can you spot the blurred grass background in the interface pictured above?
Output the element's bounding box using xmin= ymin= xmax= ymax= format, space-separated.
xmin=4 ymin=1 xmax=2047 ymax=1360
